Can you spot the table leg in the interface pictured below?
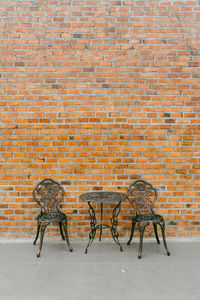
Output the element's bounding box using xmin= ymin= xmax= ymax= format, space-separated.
xmin=85 ymin=201 xmax=97 ymax=254
xmin=111 ymin=201 xmax=123 ymax=251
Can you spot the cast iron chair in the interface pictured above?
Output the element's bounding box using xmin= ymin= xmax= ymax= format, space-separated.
xmin=127 ymin=180 xmax=170 ymax=259
xmin=32 ymin=178 xmax=73 ymax=257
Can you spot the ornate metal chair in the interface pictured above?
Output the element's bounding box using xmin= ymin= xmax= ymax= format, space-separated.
xmin=32 ymin=178 xmax=73 ymax=257
xmin=127 ymin=180 xmax=170 ymax=259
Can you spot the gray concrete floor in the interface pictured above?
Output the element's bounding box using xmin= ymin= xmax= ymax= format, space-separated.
xmin=0 ymin=240 xmax=199 ymax=300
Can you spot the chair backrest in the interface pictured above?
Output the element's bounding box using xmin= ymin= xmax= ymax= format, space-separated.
xmin=32 ymin=178 xmax=64 ymax=213
xmin=127 ymin=180 xmax=157 ymax=215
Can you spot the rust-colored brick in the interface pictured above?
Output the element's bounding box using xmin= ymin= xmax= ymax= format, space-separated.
xmin=0 ymin=0 xmax=200 ymax=240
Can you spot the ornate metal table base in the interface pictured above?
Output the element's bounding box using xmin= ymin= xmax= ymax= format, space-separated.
xmin=80 ymin=192 xmax=127 ymax=254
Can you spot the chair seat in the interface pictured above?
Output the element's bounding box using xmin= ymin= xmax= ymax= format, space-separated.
xmin=135 ymin=213 xmax=163 ymax=223
xmin=36 ymin=212 xmax=67 ymax=223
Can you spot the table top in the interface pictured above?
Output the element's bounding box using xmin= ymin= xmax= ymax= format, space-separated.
xmin=79 ymin=191 xmax=127 ymax=203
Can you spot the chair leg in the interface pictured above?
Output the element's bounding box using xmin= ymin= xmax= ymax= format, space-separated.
xmin=62 ymin=220 xmax=73 ymax=252
xmin=159 ymin=221 xmax=170 ymax=256
xmin=127 ymin=219 xmax=136 ymax=246
xmin=59 ymin=222 xmax=65 ymax=240
xmin=33 ymin=223 xmax=40 ymax=245
xmin=138 ymin=227 xmax=145 ymax=259
xmin=138 ymin=223 xmax=149 ymax=259
xmin=37 ymin=224 xmax=47 ymax=257
xmin=153 ymin=223 xmax=160 ymax=244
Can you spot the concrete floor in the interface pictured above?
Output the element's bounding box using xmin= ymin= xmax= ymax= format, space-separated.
xmin=0 ymin=239 xmax=199 ymax=300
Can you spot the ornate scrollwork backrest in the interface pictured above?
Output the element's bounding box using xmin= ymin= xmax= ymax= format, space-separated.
xmin=127 ymin=180 xmax=157 ymax=215
xmin=32 ymin=179 xmax=64 ymax=213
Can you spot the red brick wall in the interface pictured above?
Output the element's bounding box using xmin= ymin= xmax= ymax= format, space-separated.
xmin=0 ymin=0 xmax=200 ymax=240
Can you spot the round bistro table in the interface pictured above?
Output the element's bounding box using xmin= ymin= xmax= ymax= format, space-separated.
xmin=79 ymin=191 xmax=127 ymax=253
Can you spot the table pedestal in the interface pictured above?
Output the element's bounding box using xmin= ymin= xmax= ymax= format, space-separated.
xmin=85 ymin=200 xmax=123 ymax=254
